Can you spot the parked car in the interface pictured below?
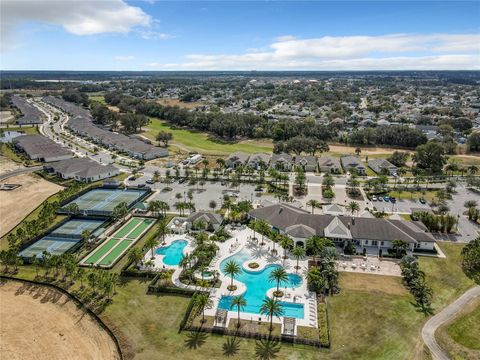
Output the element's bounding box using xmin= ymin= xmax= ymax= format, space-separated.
xmin=383 ymin=196 xmax=390 ymax=202
xmin=178 ymin=178 xmax=186 ymax=184
xmin=390 ymin=197 xmax=396 ymax=203
xmin=419 ymin=198 xmax=426 ymax=204
xmin=128 ymin=176 xmax=135 ymax=180
xmin=372 ymin=195 xmax=378 ymax=201
xmin=146 ymin=179 xmax=155 ymax=184
xmin=137 ymin=183 xmax=146 ymax=188
xmin=378 ymin=197 xmax=383 ymax=202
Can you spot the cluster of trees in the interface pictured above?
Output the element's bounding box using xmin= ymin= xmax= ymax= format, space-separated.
xmin=306 ymin=236 xmax=340 ymax=296
xmin=147 ymin=200 xmax=170 ymax=217
xmin=387 ymin=151 xmax=409 ymax=167
xmin=343 ymin=125 xmax=428 ymax=148
xmin=467 ymin=132 xmax=480 ymax=152
xmin=465 ymin=200 xmax=479 ymax=223
xmin=461 ymin=237 xmax=480 ymax=284
xmin=413 ymin=211 xmax=457 ymax=233
xmin=293 ymin=167 xmax=307 ymax=195
xmin=112 ymin=201 xmax=129 ymax=221
xmin=413 ymin=141 xmax=447 ymax=174
xmin=274 ymin=136 xmax=329 ymax=155
xmin=62 ymin=89 xmax=88 ymax=107
xmin=400 ymin=256 xmax=433 ymax=312
xmin=155 ymin=131 xmax=173 ymax=147
xmin=322 ymin=173 xmax=335 ymax=200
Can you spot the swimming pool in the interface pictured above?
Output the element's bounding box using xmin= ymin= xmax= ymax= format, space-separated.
xmin=218 ymin=249 xmax=304 ymax=318
xmin=155 ymin=239 xmax=187 ymax=266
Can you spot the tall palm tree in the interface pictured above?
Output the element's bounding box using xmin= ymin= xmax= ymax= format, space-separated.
xmin=468 ymin=165 xmax=478 ymax=175
xmin=145 ymin=236 xmax=159 ymax=259
xmin=230 ymin=295 xmax=247 ymax=328
xmin=255 ymin=220 xmax=271 ymax=246
xmin=279 ymin=235 xmax=293 ymax=259
xmin=127 ymin=247 xmax=144 ymax=268
xmin=306 ymin=199 xmax=320 ymax=214
xmin=269 ymin=267 xmax=289 ymax=294
xmin=346 ymin=201 xmax=360 ymax=216
xmin=292 ymin=246 xmax=305 ymax=272
xmin=260 ymin=297 xmax=284 ymax=332
xmin=223 ymin=260 xmax=241 ymax=289
xmin=195 ymin=293 xmax=213 ymax=324
xmin=155 ymin=219 xmax=169 ymax=244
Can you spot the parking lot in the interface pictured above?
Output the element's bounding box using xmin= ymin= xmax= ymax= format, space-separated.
xmin=138 ymin=178 xmax=278 ymax=211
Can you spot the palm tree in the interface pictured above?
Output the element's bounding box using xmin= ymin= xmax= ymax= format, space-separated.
xmin=260 ymin=297 xmax=284 ymax=332
xmin=194 ymin=293 xmax=213 ymax=324
xmin=145 ymin=236 xmax=159 ymax=259
xmin=279 ymin=235 xmax=293 ymax=259
xmin=255 ymin=220 xmax=270 ymax=246
xmin=346 ymin=201 xmax=360 ymax=216
xmin=269 ymin=267 xmax=289 ymax=295
xmin=306 ymin=199 xmax=320 ymax=214
xmin=468 ymin=165 xmax=478 ymax=175
xmin=127 ymin=247 xmax=144 ymax=268
xmin=230 ymin=295 xmax=247 ymax=328
xmin=155 ymin=219 xmax=169 ymax=244
xmin=223 ymin=260 xmax=241 ymax=289
xmin=292 ymin=246 xmax=305 ymax=272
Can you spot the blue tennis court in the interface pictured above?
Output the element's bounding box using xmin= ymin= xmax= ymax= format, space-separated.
xmin=19 ymin=218 xmax=106 ymax=258
xmin=62 ymin=188 xmax=146 ymax=215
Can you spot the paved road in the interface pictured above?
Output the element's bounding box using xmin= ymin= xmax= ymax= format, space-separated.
xmin=421 ymin=285 xmax=480 ymax=360
xmin=0 ymin=166 xmax=43 ymax=181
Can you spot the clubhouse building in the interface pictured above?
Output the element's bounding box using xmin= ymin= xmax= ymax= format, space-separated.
xmin=249 ymin=203 xmax=436 ymax=255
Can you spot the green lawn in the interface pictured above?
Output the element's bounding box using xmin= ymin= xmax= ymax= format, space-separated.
xmin=88 ymin=94 xmax=106 ymax=105
xmin=143 ymin=118 xmax=273 ymax=155
xmin=447 ymin=300 xmax=480 ymax=350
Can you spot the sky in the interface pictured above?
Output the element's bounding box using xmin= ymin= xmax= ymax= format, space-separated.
xmin=1 ymin=0 xmax=479 ymax=71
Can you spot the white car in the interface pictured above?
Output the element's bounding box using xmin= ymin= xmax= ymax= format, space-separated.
xmin=372 ymin=195 xmax=378 ymax=201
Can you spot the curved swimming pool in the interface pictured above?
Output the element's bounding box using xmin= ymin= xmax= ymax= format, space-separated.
xmin=218 ymin=249 xmax=304 ymax=318
xmin=155 ymin=239 xmax=187 ymax=266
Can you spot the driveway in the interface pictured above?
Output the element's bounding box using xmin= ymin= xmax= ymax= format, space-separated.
xmin=422 ymin=285 xmax=480 ymax=360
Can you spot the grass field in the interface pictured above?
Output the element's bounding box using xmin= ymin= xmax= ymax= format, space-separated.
xmin=435 ymin=297 xmax=480 ymax=360
xmin=143 ymin=118 xmax=273 ymax=155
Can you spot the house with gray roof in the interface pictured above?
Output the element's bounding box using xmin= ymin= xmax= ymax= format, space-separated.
xmin=249 ymin=203 xmax=436 ymax=254
xmin=341 ymin=155 xmax=366 ymax=175
xmin=11 ymin=95 xmax=44 ymax=125
xmin=247 ymin=153 xmax=271 ymax=170
xmin=368 ymin=158 xmax=398 ymax=175
xmin=294 ymin=155 xmax=317 ymax=172
xmin=226 ymin=152 xmax=250 ymax=169
xmin=187 ymin=211 xmax=223 ymax=231
xmin=270 ymin=153 xmax=293 ymax=171
xmin=318 ymin=156 xmax=342 ymax=173
xmin=13 ymin=135 xmax=73 ymax=162
xmin=44 ymin=157 xmax=119 ymax=183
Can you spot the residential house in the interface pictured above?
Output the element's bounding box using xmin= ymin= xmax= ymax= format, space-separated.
xmin=44 ymin=157 xmax=119 ymax=183
xmin=226 ymin=152 xmax=250 ymax=169
xmin=271 ymin=153 xmax=293 ymax=171
xmin=294 ymin=155 xmax=317 ymax=172
xmin=341 ymin=155 xmax=366 ymax=175
xmin=368 ymin=158 xmax=398 ymax=175
xmin=13 ymin=135 xmax=73 ymax=162
xmin=247 ymin=153 xmax=271 ymax=170
xmin=318 ymin=156 xmax=342 ymax=173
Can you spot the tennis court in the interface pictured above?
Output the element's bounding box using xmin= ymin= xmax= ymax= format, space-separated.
xmin=63 ymin=188 xmax=147 ymax=215
xmin=20 ymin=218 xmax=106 ymax=259
xmin=81 ymin=217 xmax=155 ymax=268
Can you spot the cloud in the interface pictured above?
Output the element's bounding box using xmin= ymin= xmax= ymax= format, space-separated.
xmin=147 ymin=33 xmax=480 ymax=70
xmin=137 ymin=30 xmax=173 ymax=40
xmin=1 ymin=0 xmax=151 ymax=51
xmin=115 ymin=55 xmax=134 ymax=61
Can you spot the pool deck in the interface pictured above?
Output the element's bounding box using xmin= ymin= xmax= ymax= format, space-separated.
xmin=202 ymin=228 xmax=317 ymax=330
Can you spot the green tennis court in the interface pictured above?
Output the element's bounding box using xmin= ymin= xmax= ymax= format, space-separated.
xmin=80 ymin=217 xmax=155 ymax=268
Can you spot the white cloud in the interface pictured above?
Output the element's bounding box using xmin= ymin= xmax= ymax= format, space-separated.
xmin=137 ymin=30 xmax=173 ymax=40
xmin=1 ymin=0 xmax=151 ymax=51
xmin=147 ymin=33 xmax=480 ymax=70
xmin=115 ymin=55 xmax=134 ymax=61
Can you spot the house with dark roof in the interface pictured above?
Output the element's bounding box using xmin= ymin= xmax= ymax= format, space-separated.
xmin=44 ymin=157 xmax=119 ymax=183
xmin=318 ymin=156 xmax=342 ymax=173
xmin=13 ymin=135 xmax=73 ymax=162
xmin=368 ymin=158 xmax=398 ymax=175
xmin=341 ymin=155 xmax=366 ymax=175
xmin=249 ymin=203 xmax=436 ymax=254
xmin=294 ymin=155 xmax=317 ymax=172
xmin=187 ymin=211 xmax=223 ymax=231
xmin=247 ymin=153 xmax=271 ymax=170
xmin=226 ymin=152 xmax=250 ymax=168
xmin=11 ymin=95 xmax=44 ymax=125
xmin=271 ymin=153 xmax=293 ymax=171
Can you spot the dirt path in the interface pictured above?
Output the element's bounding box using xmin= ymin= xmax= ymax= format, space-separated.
xmin=0 ymin=173 xmax=62 ymax=237
xmin=422 ymin=285 xmax=480 ymax=360
xmin=0 ymin=279 xmax=120 ymax=360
